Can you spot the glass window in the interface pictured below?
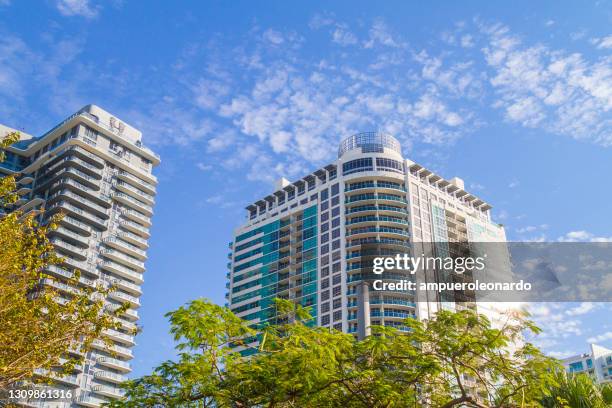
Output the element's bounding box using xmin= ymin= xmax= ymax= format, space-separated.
xmin=320 ymin=189 xmax=329 ymax=201
xmin=342 ymin=158 xmax=373 ymax=175
xmin=331 ymin=183 xmax=339 ymax=196
xmin=376 ymin=157 xmax=404 ymax=174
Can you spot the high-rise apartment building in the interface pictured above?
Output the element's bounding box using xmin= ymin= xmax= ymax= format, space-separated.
xmin=227 ymin=132 xmax=506 ymax=347
xmin=0 ymin=105 xmax=159 ymax=407
xmin=562 ymin=344 xmax=612 ymax=384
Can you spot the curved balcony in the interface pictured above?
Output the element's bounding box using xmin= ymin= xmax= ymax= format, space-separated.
xmin=33 ymin=368 xmax=79 ymax=387
xmin=105 ymin=304 xmax=139 ymax=322
xmin=48 ymin=152 xmax=102 ymax=179
xmin=345 ymin=193 xmax=377 ymax=206
xmin=94 ymin=370 xmax=128 ymax=385
xmin=62 ymin=257 xmax=99 ymax=278
xmin=103 ymin=328 xmax=136 ymax=347
xmin=370 ymin=298 xmax=416 ymax=308
xmin=75 ymin=392 xmax=108 ymax=408
xmin=59 ymin=215 xmax=92 ymax=236
xmin=55 ymin=178 xmax=111 ymax=208
xmin=99 ymin=259 xmax=143 ymax=284
xmin=35 ymin=166 xmax=97 ymax=193
xmin=40 ymin=277 xmax=80 ymax=296
xmin=103 ymin=236 xmax=147 ymax=260
xmin=51 ymin=238 xmax=88 ymax=261
xmin=101 ymin=248 xmax=145 ymax=272
xmin=50 ymin=226 xmax=90 ymax=248
xmin=68 ymin=145 xmax=105 ymax=168
xmin=44 ymin=265 xmax=96 ymax=290
xmin=97 ymin=357 xmax=131 ymax=373
xmin=66 ymin=166 xmax=100 ymax=187
xmin=48 ymin=189 xmax=109 ymax=219
xmin=112 ymin=192 xmax=153 ymax=217
xmin=113 ymin=180 xmax=155 ymax=206
xmin=345 ymin=181 xmax=406 ymax=195
xmin=346 ymin=237 xmax=410 ymax=249
xmin=375 ymin=193 xmax=407 ymax=205
xmin=377 ymin=227 xmax=410 ymax=239
xmin=65 ymin=155 xmax=103 ymax=177
xmin=116 ymin=230 xmax=148 ymax=249
xmin=346 ymin=215 xmax=409 ymax=228
xmin=345 ymin=204 xmax=378 ymax=216
xmin=107 ymin=277 xmax=142 ymax=296
xmin=108 ymin=290 xmax=141 ymax=308
xmin=116 ymin=170 xmax=156 ymax=195
xmin=48 ymin=201 xmax=107 ymax=230
xmin=376 ymin=204 xmax=408 ymax=216
xmin=119 ymin=218 xmax=150 ymax=237
xmin=91 ymin=339 xmax=133 ymax=359
xmin=91 ymin=384 xmax=124 ymax=399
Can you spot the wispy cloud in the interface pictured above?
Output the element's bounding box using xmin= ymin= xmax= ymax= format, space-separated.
xmin=481 ymin=22 xmax=612 ymax=146
xmin=56 ymin=0 xmax=100 ymax=19
xmin=590 ymin=35 xmax=612 ymax=49
xmin=587 ymin=331 xmax=612 ymax=343
xmin=558 ymin=230 xmax=612 ymax=242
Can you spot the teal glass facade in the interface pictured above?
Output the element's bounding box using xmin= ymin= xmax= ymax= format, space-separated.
xmin=229 ymin=204 xmax=318 ymax=329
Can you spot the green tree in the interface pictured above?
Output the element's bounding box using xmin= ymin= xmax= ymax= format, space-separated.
xmin=540 ymin=369 xmax=612 ymax=408
xmin=0 ymin=132 xmax=126 ymax=390
xmin=109 ymin=298 xmax=558 ymax=408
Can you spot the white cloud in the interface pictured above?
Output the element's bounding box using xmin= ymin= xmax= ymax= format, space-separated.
xmin=332 ymin=25 xmax=358 ymax=46
xmin=587 ymin=331 xmax=612 ymax=343
xmin=482 ymin=23 xmax=612 ymax=146
xmin=193 ymin=79 xmax=230 ymax=110
xmin=262 ymin=29 xmax=284 ymax=45
xmin=460 ymin=34 xmax=474 ymax=48
xmin=570 ymin=30 xmax=587 ymax=41
xmin=469 ymin=182 xmax=485 ymax=191
xmin=196 ymin=163 xmax=212 ymax=171
xmin=364 ymin=19 xmax=404 ymax=49
xmin=591 ymin=35 xmax=612 ymax=49
xmin=508 ymin=179 xmax=520 ymax=188
xmin=56 ymin=0 xmax=99 ymax=18
xmin=558 ymin=230 xmax=612 ymax=242
xmin=497 ymin=209 xmax=509 ymax=221
xmin=566 ymin=302 xmax=596 ymax=316
xmin=516 ymin=224 xmax=548 ymax=234
xmin=548 ymin=350 xmax=576 ymax=359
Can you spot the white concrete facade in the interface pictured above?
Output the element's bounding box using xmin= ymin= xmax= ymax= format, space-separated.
xmin=1 ymin=105 xmax=160 ymax=407
xmin=228 ymin=132 xmax=506 ymax=342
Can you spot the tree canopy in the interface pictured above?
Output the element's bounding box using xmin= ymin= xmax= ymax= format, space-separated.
xmin=0 ymin=131 xmax=126 ymax=390
xmin=108 ymin=298 xmax=564 ymax=408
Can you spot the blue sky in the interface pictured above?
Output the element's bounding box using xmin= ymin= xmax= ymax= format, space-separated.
xmin=1 ymin=0 xmax=611 ymax=375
